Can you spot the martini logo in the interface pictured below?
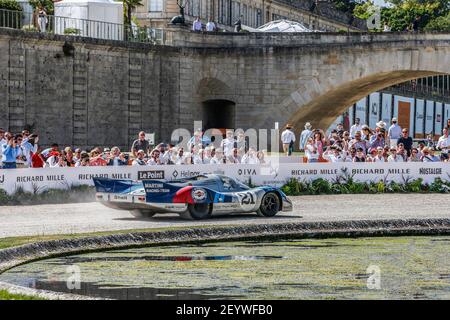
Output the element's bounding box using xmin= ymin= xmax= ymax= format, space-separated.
xmin=138 ymin=170 xmax=165 ymax=180
xmin=191 ymin=188 xmax=207 ymax=202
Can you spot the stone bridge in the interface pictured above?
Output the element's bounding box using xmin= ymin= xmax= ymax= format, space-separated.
xmin=0 ymin=28 xmax=449 ymax=149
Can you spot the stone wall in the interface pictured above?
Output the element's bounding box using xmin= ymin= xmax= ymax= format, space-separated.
xmin=0 ymin=28 xmax=449 ymax=150
xmin=0 ymin=30 xmax=183 ymax=150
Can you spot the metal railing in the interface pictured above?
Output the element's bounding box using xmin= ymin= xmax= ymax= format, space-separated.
xmin=384 ymin=76 xmax=450 ymax=104
xmin=0 ymin=8 xmax=165 ymax=44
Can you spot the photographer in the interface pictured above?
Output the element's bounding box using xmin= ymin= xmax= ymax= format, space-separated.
xmin=1 ymin=134 xmax=20 ymax=169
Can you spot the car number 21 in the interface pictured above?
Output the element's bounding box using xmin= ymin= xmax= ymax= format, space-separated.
xmin=236 ymin=191 xmax=257 ymax=211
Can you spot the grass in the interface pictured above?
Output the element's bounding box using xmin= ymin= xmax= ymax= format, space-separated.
xmin=0 ymin=289 xmax=46 ymax=300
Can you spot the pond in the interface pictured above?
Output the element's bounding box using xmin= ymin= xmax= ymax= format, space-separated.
xmin=1 ymin=236 xmax=449 ymax=299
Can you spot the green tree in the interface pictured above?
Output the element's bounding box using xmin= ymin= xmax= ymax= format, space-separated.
xmin=29 ymin=0 xmax=54 ymax=15
xmin=332 ymin=0 xmax=366 ymax=14
xmin=0 ymin=0 xmax=22 ymax=11
xmin=424 ymin=12 xmax=450 ymax=31
xmin=123 ymin=0 xmax=142 ymax=26
xmin=382 ymin=0 xmax=449 ymax=31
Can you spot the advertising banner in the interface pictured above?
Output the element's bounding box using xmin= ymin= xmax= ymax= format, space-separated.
xmin=0 ymin=162 xmax=449 ymax=195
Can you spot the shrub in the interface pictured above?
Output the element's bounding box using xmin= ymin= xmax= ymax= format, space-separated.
xmin=281 ymin=177 xmax=450 ymax=196
xmin=0 ymin=0 xmax=23 ymax=29
xmin=64 ymin=28 xmax=80 ymax=35
xmin=0 ymin=0 xmax=22 ymax=11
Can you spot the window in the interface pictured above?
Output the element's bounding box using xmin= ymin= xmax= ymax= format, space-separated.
xmin=149 ymin=0 xmax=163 ymax=12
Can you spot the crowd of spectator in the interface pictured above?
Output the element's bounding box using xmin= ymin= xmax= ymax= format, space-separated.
xmin=1 ymin=118 xmax=449 ymax=169
xmin=282 ymin=117 xmax=450 ymax=163
xmin=0 ymin=129 xmax=267 ymax=169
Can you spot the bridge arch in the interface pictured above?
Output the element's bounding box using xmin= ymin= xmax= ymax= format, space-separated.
xmin=286 ymin=70 xmax=445 ymax=131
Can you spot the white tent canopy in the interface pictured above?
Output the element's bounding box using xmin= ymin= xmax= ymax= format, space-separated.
xmin=54 ymin=0 xmax=123 ymax=40
xmin=256 ymin=19 xmax=313 ymax=33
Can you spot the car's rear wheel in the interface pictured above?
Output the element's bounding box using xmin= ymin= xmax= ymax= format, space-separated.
xmin=257 ymin=192 xmax=280 ymax=217
xmin=179 ymin=203 xmax=212 ymax=220
xmin=130 ymin=209 xmax=156 ymax=218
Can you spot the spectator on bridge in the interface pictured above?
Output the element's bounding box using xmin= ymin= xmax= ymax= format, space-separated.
xmin=350 ymin=118 xmax=363 ymax=139
xmin=299 ymin=122 xmax=313 ymax=151
xmin=193 ymin=17 xmax=202 ymax=31
xmin=38 ymin=6 xmax=48 ymax=33
xmin=412 ymin=16 xmax=421 ymax=32
xmin=131 ymin=131 xmax=150 ymax=158
xmin=388 ymin=117 xmax=402 ymax=147
xmin=234 ymin=15 xmax=242 ymax=32
xmin=397 ymin=128 xmax=413 ymax=157
xmin=437 ymin=128 xmax=450 ymax=161
xmin=206 ymin=18 xmax=216 ymax=32
xmin=281 ymin=124 xmax=296 ymax=156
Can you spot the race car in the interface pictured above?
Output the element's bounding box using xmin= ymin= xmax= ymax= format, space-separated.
xmin=93 ymin=174 xmax=292 ymax=220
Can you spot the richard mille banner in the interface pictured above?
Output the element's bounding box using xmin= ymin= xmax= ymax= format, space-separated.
xmin=0 ymin=163 xmax=449 ymax=194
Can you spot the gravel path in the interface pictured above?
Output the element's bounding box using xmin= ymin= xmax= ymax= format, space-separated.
xmin=0 ymin=194 xmax=449 ymax=238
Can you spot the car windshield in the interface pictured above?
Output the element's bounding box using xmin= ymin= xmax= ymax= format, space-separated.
xmin=219 ymin=175 xmax=249 ymax=191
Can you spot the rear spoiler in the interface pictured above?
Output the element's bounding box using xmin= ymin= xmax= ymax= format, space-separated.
xmin=93 ymin=178 xmax=140 ymax=194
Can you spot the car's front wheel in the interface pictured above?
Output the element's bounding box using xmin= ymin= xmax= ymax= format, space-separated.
xmin=257 ymin=192 xmax=281 ymax=217
xmin=130 ymin=209 xmax=156 ymax=218
xmin=179 ymin=203 xmax=212 ymax=220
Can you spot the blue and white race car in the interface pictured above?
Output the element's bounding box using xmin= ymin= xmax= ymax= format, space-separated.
xmin=93 ymin=174 xmax=292 ymax=220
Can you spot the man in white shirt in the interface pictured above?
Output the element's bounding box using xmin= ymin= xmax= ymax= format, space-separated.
xmin=132 ymin=150 xmax=147 ymax=166
xmin=281 ymin=124 xmax=295 ymax=156
xmin=350 ymin=118 xmax=363 ymax=138
xmin=299 ymin=122 xmax=312 ymax=151
xmin=221 ymin=130 xmax=236 ymax=157
xmin=322 ymin=146 xmax=345 ymax=162
xmin=387 ymin=148 xmax=404 ymax=162
xmin=206 ymin=18 xmax=215 ymax=32
xmin=388 ymin=117 xmax=402 ymax=147
xmin=192 ymin=17 xmax=202 ymax=31
xmin=437 ymin=128 xmax=450 ymax=161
